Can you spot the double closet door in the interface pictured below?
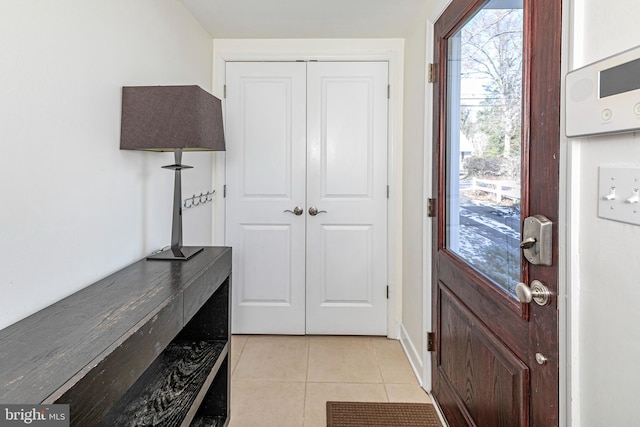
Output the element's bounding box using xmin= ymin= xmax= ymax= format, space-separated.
xmin=225 ymin=61 xmax=389 ymax=335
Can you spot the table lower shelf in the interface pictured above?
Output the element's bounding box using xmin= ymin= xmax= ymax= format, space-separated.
xmin=98 ymin=340 xmax=228 ymax=427
xmin=190 ymin=416 xmax=227 ymax=427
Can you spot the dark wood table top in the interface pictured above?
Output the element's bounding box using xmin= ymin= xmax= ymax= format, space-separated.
xmin=0 ymin=247 xmax=231 ymax=404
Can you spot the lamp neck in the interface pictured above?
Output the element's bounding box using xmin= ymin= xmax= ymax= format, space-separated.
xmin=170 ymin=148 xmax=183 ymax=254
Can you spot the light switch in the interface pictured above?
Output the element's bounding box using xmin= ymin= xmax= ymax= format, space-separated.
xmin=598 ymin=166 xmax=640 ymax=225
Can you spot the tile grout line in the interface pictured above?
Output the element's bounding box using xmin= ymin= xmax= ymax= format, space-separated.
xmin=371 ymin=337 xmax=392 ymax=402
xmin=230 ymin=334 xmax=248 ymax=377
xmin=303 ymin=336 xmax=312 ymax=426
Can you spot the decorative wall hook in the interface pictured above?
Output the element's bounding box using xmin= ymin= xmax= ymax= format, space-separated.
xmin=183 ymin=190 xmax=215 ymax=209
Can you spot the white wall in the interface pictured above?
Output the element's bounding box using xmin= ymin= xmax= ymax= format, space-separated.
xmin=0 ymin=1 xmax=214 ymax=330
xmin=400 ymin=22 xmax=428 ymax=382
xmin=567 ymin=0 xmax=640 ymax=425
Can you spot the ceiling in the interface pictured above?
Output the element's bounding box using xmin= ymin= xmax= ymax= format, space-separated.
xmin=180 ymin=0 xmax=436 ymax=39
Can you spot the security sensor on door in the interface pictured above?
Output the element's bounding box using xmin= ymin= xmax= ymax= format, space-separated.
xmin=566 ymin=44 xmax=640 ymax=137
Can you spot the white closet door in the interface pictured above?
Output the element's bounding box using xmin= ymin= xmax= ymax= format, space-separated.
xmin=225 ymin=62 xmax=307 ymax=334
xmin=305 ymin=62 xmax=389 ymax=335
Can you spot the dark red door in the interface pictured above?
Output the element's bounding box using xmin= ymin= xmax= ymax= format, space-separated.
xmin=431 ymin=0 xmax=561 ymax=425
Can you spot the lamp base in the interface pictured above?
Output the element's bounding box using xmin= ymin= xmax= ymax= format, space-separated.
xmin=147 ymin=246 xmax=204 ymax=261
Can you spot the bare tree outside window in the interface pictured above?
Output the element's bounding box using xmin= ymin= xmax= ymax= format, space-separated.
xmin=461 ymin=8 xmax=522 ymax=168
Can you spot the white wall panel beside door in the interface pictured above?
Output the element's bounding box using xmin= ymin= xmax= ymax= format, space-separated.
xmin=225 ymin=62 xmax=307 ymax=334
xmin=305 ymin=62 xmax=389 ymax=335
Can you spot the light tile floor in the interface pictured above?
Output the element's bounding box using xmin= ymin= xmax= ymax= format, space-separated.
xmin=229 ymin=335 xmax=432 ymax=427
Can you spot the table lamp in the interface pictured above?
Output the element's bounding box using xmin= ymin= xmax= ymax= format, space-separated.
xmin=120 ymin=85 xmax=225 ymax=261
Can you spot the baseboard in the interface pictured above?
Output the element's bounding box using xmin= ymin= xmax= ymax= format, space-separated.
xmin=399 ymin=323 xmax=424 ymax=387
xmin=398 ymin=326 xmax=450 ymax=426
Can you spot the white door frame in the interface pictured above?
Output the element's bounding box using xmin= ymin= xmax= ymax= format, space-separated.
xmin=211 ymin=39 xmax=404 ymax=338
xmin=421 ymin=0 xmax=453 ymax=393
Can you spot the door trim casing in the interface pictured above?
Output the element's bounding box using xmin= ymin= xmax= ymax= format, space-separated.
xmin=211 ymin=39 xmax=404 ymax=339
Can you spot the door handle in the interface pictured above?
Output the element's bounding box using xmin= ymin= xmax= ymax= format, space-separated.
xmin=308 ymin=206 xmax=327 ymax=216
xmin=515 ymin=280 xmax=551 ymax=306
xmin=284 ymin=206 xmax=303 ymax=216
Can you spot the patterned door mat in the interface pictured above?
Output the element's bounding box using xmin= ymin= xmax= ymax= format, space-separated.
xmin=326 ymin=401 xmax=443 ymax=427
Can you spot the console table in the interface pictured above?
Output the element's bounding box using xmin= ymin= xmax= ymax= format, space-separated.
xmin=0 ymin=246 xmax=231 ymax=427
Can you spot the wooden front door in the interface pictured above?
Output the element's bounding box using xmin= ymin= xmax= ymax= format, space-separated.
xmin=431 ymin=0 xmax=561 ymax=425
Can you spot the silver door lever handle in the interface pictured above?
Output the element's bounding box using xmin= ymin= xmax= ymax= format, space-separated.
xmin=284 ymin=206 xmax=303 ymax=216
xmin=308 ymin=206 xmax=327 ymax=216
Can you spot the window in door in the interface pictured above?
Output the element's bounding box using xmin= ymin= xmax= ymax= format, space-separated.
xmin=445 ymin=0 xmax=524 ymax=294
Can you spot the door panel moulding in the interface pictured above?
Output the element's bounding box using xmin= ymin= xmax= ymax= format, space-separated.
xmin=212 ymin=39 xmax=404 ymax=339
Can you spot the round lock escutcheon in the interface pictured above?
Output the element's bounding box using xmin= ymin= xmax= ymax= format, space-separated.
xmin=530 ymin=280 xmax=551 ymax=306
xmin=515 ymin=280 xmax=551 ymax=306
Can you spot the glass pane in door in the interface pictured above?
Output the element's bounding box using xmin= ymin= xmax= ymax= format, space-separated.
xmin=445 ymin=0 xmax=524 ymax=295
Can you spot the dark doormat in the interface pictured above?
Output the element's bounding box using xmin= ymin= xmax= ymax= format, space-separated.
xmin=326 ymin=401 xmax=443 ymax=427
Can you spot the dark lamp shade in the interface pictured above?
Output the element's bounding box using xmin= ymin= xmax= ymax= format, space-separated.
xmin=120 ymin=85 xmax=225 ymax=152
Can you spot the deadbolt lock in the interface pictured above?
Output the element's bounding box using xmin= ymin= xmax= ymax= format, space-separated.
xmin=521 ymin=215 xmax=553 ymax=266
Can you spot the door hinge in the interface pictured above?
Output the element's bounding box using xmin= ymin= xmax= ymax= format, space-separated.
xmin=387 ymin=185 xmax=390 ymax=199
xmin=386 ymin=285 xmax=389 ymax=299
xmin=427 ymin=332 xmax=435 ymax=352
xmin=387 ymin=85 xmax=391 ymax=99
xmin=427 ymin=63 xmax=436 ymax=83
xmin=223 ymin=84 xmax=227 ymax=98
xmin=223 ymin=184 xmax=226 ymax=198
xmin=427 ymin=198 xmax=436 ymax=217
